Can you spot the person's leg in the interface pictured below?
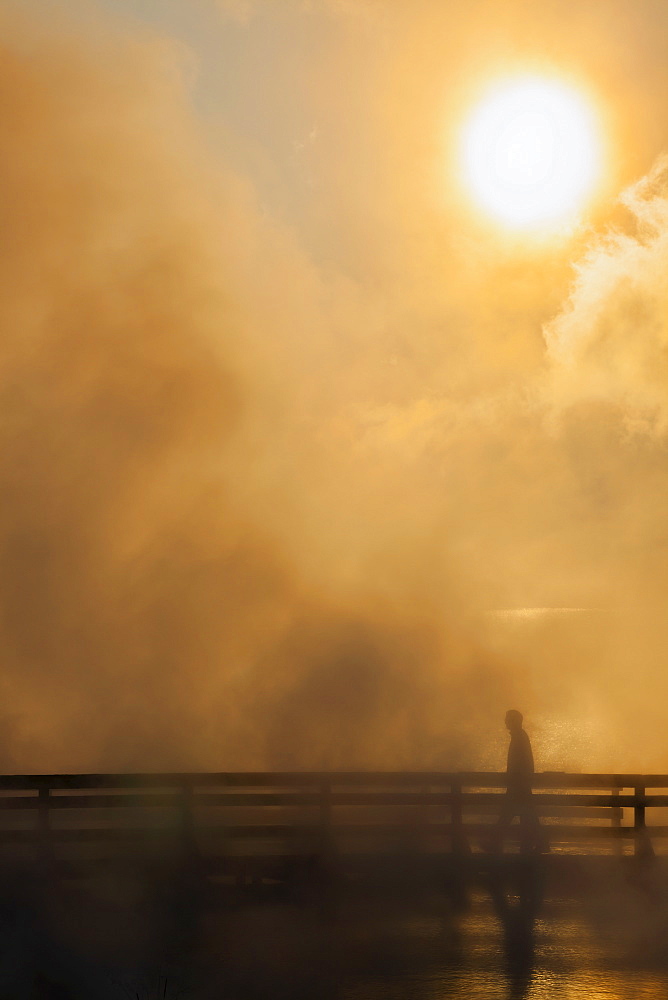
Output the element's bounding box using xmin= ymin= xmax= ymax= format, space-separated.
xmin=518 ymin=803 xmax=534 ymax=855
xmin=519 ymin=799 xmax=549 ymax=854
xmin=531 ymin=809 xmax=550 ymax=853
xmin=492 ymin=796 xmax=516 ymax=854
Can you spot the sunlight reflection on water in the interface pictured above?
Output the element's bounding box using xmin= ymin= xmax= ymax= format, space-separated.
xmin=343 ymin=959 xmax=668 ymax=999
xmin=336 ymin=893 xmax=668 ymax=1000
xmin=487 ymin=608 xmax=591 ymax=622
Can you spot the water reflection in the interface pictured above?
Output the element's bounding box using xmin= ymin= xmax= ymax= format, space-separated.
xmin=337 ymin=859 xmax=668 ymax=1000
xmin=2 ymin=860 xmax=668 ymax=997
xmin=487 ymin=863 xmax=544 ymax=998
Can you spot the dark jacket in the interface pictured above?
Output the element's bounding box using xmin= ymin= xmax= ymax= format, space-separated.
xmin=506 ymin=728 xmax=534 ymax=797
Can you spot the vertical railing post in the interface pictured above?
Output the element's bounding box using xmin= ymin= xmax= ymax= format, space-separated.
xmin=319 ymin=777 xmax=332 ymax=862
xmin=450 ymin=775 xmax=469 ymax=856
xmin=318 ymin=777 xmax=334 ymax=889
xmin=180 ymin=777 xmax=198 ymax=862
xmin=611 ymin=785 xmax=623 ymax=856
xmin=634 ymin=781 xmax=655 ymax=860
xmin=38 ymin=784 xmax=53 ymax=866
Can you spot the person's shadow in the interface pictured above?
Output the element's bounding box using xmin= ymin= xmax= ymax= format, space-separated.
xmin=488 ymin=863 xmax=544 ymax=999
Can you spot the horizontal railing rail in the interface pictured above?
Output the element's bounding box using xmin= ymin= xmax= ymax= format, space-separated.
xmin=0 ymin=771 xmax=663 ymax=865
xmin=0 ymin=770 xmax=666 ymax=788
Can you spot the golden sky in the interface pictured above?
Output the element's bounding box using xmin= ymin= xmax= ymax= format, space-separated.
xmin=1 ymin=0 xmax=668 ymax=772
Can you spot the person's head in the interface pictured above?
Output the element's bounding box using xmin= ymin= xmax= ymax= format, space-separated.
xmin=505 ymin=709 xmax=523 ymax=733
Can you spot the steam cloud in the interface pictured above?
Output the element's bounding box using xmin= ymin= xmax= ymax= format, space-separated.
xmin=1 ymin=1 xmax=667 ymax=774
xmin=546 ymin=156 xmax=668 ymax=436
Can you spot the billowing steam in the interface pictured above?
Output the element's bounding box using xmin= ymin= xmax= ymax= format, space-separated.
xmin=545 ymin=155 xmax=668 ymax=437
xmin=1 ymin=2 xmax=667 ymax=775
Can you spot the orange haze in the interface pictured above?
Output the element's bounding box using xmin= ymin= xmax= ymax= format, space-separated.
xmin=0 ymin=1 xmax=668 ymax=773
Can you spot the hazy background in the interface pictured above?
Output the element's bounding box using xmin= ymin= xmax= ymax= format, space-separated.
xmin=1 ymin=0 xmax=668 ymax=773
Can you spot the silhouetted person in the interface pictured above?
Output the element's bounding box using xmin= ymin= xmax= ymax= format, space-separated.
xmin=493 ymin=710 xmax=548 ymax=855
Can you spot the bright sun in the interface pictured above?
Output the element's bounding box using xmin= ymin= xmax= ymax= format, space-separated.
xmin=460 ymin=76 xmax=602 ymax=230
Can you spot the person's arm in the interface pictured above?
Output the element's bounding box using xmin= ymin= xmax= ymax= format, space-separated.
xmin=507 ymin=737 xmax=521 ymax=775
xmin=524 ymin=733 xmax=535 ymax=775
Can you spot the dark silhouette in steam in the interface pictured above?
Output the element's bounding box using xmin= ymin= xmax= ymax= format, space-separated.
xmin=493 ymin=710 xmax=548 ymax=855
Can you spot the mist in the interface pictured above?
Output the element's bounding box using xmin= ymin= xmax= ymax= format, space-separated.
xmin=1 ymin=0 xmax=668 ymax=775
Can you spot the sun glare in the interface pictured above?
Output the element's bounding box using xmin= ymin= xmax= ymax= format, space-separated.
xmin=460 ymin=76 xmax=602 ymax=230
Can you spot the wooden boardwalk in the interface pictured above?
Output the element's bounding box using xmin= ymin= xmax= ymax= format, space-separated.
xmin=0 ymin=771 xmax=663 ymax=875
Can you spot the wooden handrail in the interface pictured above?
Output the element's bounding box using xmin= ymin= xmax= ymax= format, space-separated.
xmin=10 ymin=790 xmax=663 ymax=810
xmin=1 ymin=771 xmax=666 ymax=864
xmin=0 ymin=770 xmax=666 ymax=789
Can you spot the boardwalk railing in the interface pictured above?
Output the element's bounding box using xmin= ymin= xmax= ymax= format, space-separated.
xmin=0 ymin=772 xmax=664 ymax=868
